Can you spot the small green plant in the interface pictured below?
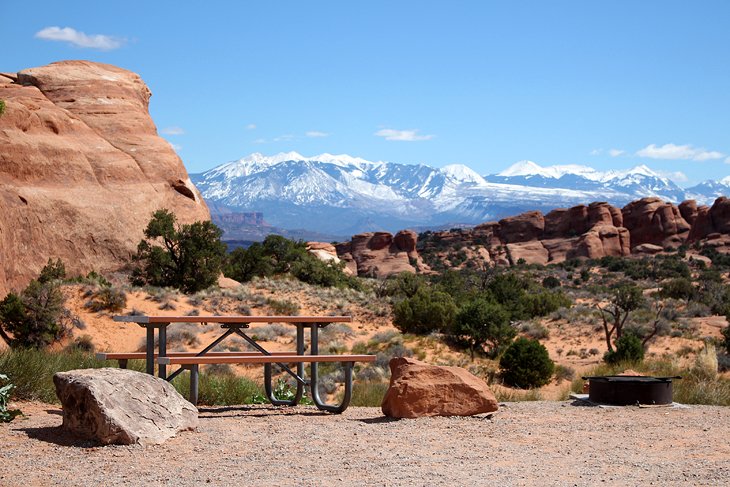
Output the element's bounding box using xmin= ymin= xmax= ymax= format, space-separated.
xmin=0 ymin=100 xmax=5 ymax=117
xmin=0 ymin=373 xmax=22 ymax=423
xmin=603 ymin=332 xmax=644 ymax=364
xmin=499 ymin=337 xmax=555 ymax=388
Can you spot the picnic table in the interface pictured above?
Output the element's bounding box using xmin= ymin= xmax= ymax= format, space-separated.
xmin=102 ymin=315 xmax=375 ymax=413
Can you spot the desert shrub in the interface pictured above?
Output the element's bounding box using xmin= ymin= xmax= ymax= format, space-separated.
xmin=84 ymin=287 xmax=127 ymax=312
xmin=378 ymin=272 xmax=426 ymax=299
xmin=450 ymin=299 xmax=514 ymax=359
xmin=603 ymin=332 xmax=644 ymax=364
xmin=38 ymin=258 xmax=66 ymax=283
xmin=290 ymin=256 xmax=361 ymax=290
xmin=64 ymin=335 xmax=95 ymax=353
xmin=721 ymin=325 xmax=730 ymax=355
xmin=226 ymin=235 xmax=360 ymax=290
xmin=265 ymin=298 xmax=300 ymax=315
xmin=499 ymin=337 xmax=554 ymax=388
xmin=685 ymin=301 xmax=712 ymax=318
xmin=393 ymin=288 xmax=457 ymax=335
xmin=522 ymin=291 xmax=571 ymax=318
xmin=131 ymin=209 xmax=226 ymax=293
xmin=659 ymin=278 xmax=696 ymax=301
xmin=520 ymin=320 xmax=550 ymax=340
xmin=692 ymin=343 xmax=718 ymax=380
xmin=0 ymin=279 xmax=67 ymax=348
xmin=0 ymin=100 xmax=5 ymax=116
xmin=697 ymin=280 xmax=730 ymax=316
xmin=0 ymin=373 xmax=22 ymax=423
xmin=542 ymin=276 xmax=561 ymax=289
xmin=350 ymin=381 xmax=389 ymax=407
xmin=554 ymin=364 xmax=575 ymax=383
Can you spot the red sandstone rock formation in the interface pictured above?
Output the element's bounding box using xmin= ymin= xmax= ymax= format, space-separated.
xmin=0 ymin=61 xmax=209 ymax=295
xmin=335 ymin=230 xmax=429 ymax=278
xmin=621 ymin=197 xmax=690 ymax=249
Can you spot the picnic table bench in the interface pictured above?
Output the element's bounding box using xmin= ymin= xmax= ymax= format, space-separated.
xmin=104 ymin=315 xmax=375 ymax=413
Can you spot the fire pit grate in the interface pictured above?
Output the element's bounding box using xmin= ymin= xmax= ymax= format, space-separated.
xmin=582 ymin=375 xmax=682 ymax=406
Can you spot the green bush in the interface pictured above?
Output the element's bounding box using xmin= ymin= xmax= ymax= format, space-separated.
xmin=132 ymin=209 xmax=227 ymax=293
xmin=659 ymin=278 xmax=696 ymax=301
xmin=604 ymin=332 xmax=644 ymax=364
xmin=522 ymin=291 xmax=571 ymax=318
xmin=499 ymin=337 xmax=555 ymax=388
xmin=450 ymin=299 xmax=514 ymax=359
xmin=0 ymin=279 xmax=67 ymax=348
xmin=542 ymin=276 xmax=561 ymax=288
xmin=226 ymin=235 xmax=360 ymax=290
xmin=0 ymin=373 xmax=22 ymax=422
xmin=0 ymin=100 xmax=5 ymax=117
xmin=393 ymin=288 xmax=457 ymax=334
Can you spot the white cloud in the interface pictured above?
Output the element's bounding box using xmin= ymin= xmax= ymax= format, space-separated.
xmin=608 ymin=149 xmax=625 ymax=157
xmin=35 ymin=26 xmax=124 ymax=50
xmin=590 ymin=149 xmax=602 ymax=156
xmin=306 ymin=131 xmax=329 ymax=138
xmin=273 ymin=134 xmax=296 ymax=142
xmin=161 ymin=126 xmax=185 ymax=135
xmin=245 ymin=124 xmax=257 ymax=130
xmin=374 ymin=128 xmax=434 ymax=142
xmin=168 ymin=142 xmax=182 ymax=152
xmin=636 ymin=143 xmax=725 ymax=161
xmin=726 ymin=157 xmax=730 ymax=164
xmin=252 ymin=138 xmax=267 ymax=144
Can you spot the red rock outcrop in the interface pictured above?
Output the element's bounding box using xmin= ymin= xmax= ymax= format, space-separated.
xmin=0 ymin=61 xmax=209 ymax=295
xmin=335 ymin=230 xmax=429 ymax=278
xmin=621 ymin=198 xmax=690 ymax=249
xmin=498 ymin=211 xmax=544 ymax=243
xmin=337 ymin=198 xmax=730 ymax=277
xmin=381 ymin=357 xmax=499 ymax=418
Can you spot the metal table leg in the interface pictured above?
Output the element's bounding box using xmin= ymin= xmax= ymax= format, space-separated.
xmin=158 ymin=324 xmax=168 ymax=380
xmin=264 ymin=323 xmax=305 ymax=405
xmin=145 ymin=326 xmax=155 ymax=375
xmin=309 ymin=324 xmax=354 ymax=414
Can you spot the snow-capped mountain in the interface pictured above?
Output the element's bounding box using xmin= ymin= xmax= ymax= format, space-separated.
xmin=190 ymin=153 xmax=728 ymax=236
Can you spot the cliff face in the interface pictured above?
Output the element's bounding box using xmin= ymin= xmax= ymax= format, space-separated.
xmin=334 ymin=197 xmax=730 ymax=278
xmin=0 ymin=61 xmax=209 ymax=295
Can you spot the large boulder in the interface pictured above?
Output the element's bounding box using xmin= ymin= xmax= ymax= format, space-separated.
xmin=381 ymin=357 xmax=498 ymax=418
xmin=53 ymin=368 xmax=198 ymax=446
xmin=0 ymin=61 xmax=210 ymax=296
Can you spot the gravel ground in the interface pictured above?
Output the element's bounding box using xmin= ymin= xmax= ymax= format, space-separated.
xmin=1 ymin=401 xmax=729 ymax=486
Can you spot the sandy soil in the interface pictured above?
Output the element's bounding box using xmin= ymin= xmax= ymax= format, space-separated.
xmin=2 ymin=400 xmax=729 ymax=486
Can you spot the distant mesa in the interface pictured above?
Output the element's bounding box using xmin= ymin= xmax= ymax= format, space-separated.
xmin=0 ymin=60 xmax=209 ymax=295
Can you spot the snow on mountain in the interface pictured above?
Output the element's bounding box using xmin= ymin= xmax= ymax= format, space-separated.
xmin=191 ymin=152 xmax=727 ymax=235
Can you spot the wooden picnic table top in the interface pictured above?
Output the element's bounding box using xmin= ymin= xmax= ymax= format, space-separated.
xmin=112 ymin=315 xmax=352 ymax=324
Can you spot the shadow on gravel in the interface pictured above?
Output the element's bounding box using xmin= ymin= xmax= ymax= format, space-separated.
xmin=354 ymin=416 xmax=400 ymax=424
xmin=19 ymin=426 xmax=99 ymax=448
xmin=197 ymin=405 xmax=329 ymax=419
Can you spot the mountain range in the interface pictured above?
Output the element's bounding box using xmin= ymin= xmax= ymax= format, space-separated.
xmin=190 ymin=152 xmax=729 ymax=238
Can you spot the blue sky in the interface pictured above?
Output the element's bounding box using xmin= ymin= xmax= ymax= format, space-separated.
xmin=3 ymin=1 xmax=729 ymax=185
